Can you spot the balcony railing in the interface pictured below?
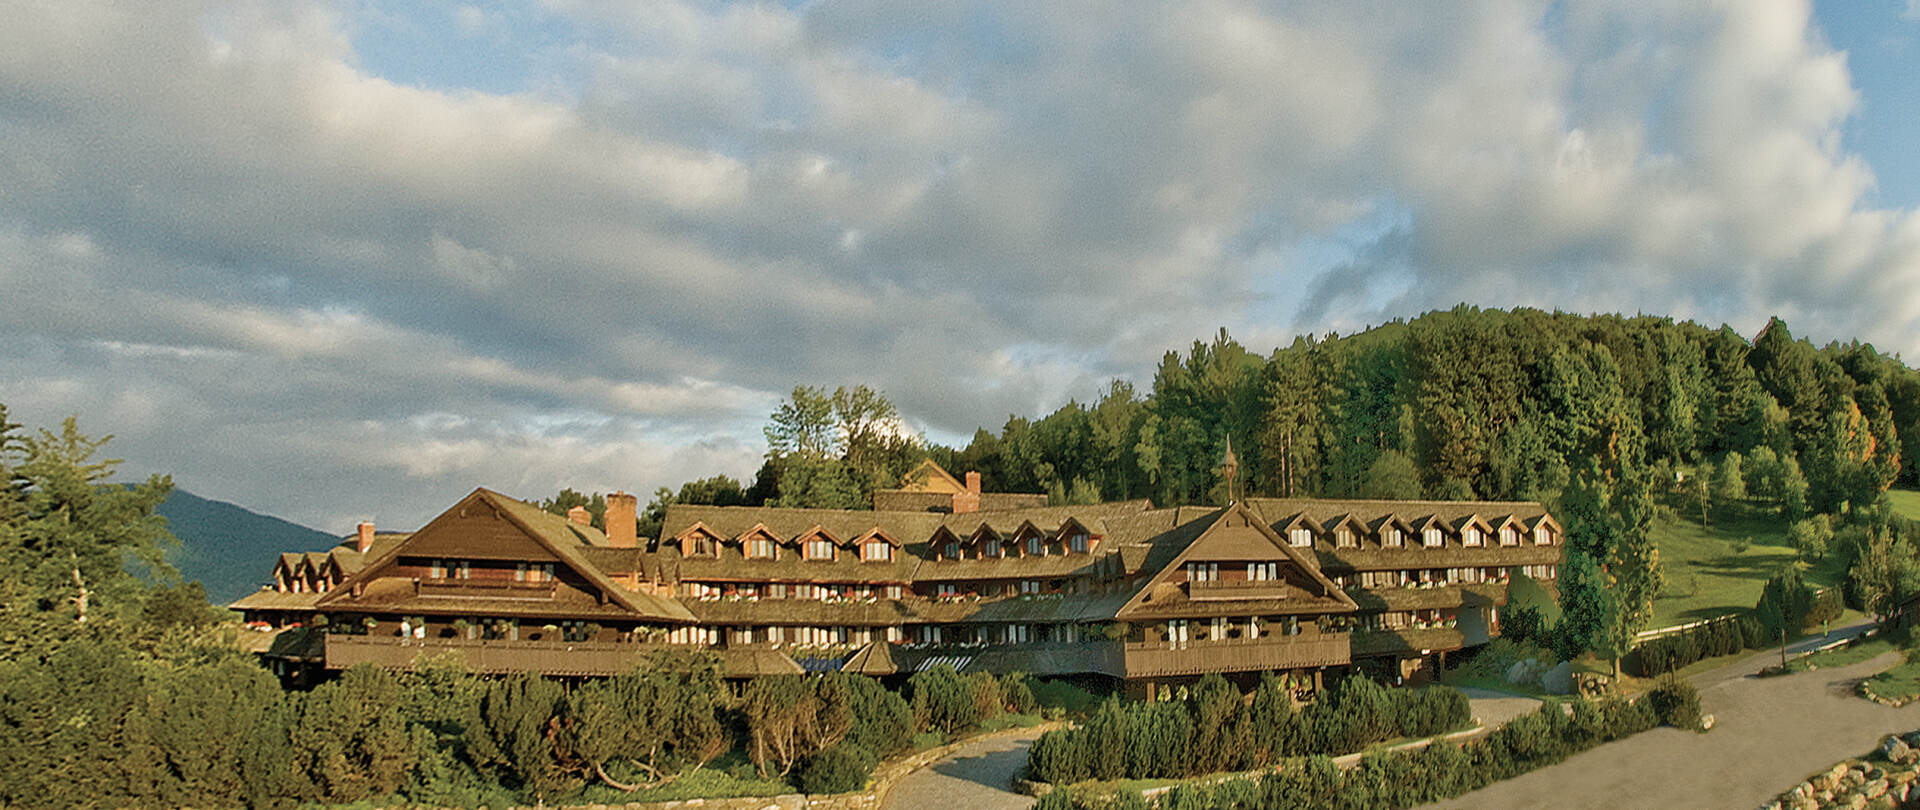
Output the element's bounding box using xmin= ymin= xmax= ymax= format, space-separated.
xmin=416 ymin=579 xmax=558 ymax=600
xmin=1348 ymin=627 xmax=1466 ymax=657
xmin=1122 ymin=634 xmax=1349 ymax=677
xmin=325 ymin=633 xmax=666 ymax=675
xmin=1187 ymin=579 xmax=1291 ymax=601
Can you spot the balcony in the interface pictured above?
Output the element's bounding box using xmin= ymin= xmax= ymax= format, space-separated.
xmin=416 ymin=579 xmax=558 ymax=600
xmin=1123 ymin=634 xmax=1349 ymax=677
xmin=325 ymin=634 xmax=661 ymax=676
xmin=1349 ymin=627 xmax=1466 ymax=657
xmin=1187 ymin=579 xmax=1291 ymax=601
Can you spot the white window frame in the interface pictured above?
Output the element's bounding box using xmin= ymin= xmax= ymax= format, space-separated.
xmin=1422 ymin=527 xmax=1444 ymax=548
xmin=1288 ymin=528 xmax=1314 ymax=547
xmin=1336 ymin=528 xmax=1356 ymax=548
xmin=862 ymin=541 xmax=892 ymax=562
xmin=1463 ymin=527 xmax=1483 ymax=547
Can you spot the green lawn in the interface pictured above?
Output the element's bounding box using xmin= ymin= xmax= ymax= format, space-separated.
xmin=1648 ymin=503 xmax=1844 ymax=627
xmin=1866 ymin=653 xmax=1920 ymax=704
xmin=1885 ymin=488 xmax=1920 ymax=522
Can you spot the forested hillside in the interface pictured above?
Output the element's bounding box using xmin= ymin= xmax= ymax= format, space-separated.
xmin=158 ymin=489 xmax=340 ymax=602
xmin=928 ymin=308 xmax=1914 ymax=512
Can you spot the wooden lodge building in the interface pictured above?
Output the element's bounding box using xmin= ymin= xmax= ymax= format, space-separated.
xmin=233 ymin=459 xmax=1562 ymax=696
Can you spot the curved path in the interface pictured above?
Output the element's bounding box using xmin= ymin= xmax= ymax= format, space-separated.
xmin=881 ymin=727 xmax=1046 ymax=810
xmin=1427 ymin=642 xmax=1920 ymax=810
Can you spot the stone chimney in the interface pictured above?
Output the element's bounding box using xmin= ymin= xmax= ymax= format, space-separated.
xmin=606 ymin=491 xmax=638 ymax=548
xmin=567 ymin=505 xmax=591 ymax=526
xmin=954 ymin=471 xmax=983 ymax=514
xmin=356 ymin=521 xmax=375 ymax=554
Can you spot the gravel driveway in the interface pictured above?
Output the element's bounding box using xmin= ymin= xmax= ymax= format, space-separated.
xmin=880 ymin=727 xmax=1046 ymax=810
xmin=1426 ymin=647 xmax=1920 ymax=809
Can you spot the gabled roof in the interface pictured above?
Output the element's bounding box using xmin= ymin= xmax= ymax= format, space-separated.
xmin=841 ymin=641 xmax=898 ymax=675
xmin=319 ymin=488 xmax=693 ymax=623
xmin=1116 ymin=503 xmax=1357 ymax=619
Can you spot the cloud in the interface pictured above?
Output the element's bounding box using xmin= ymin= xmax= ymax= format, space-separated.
xmin=1 ymin=0 xmax=1916 ymax=528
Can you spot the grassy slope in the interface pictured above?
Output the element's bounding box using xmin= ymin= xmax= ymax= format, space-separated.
xmin=1648 ymin=502 xmax=1848 ymax=627
xmin=1886 ymin=488 xmax=1920 ymax=522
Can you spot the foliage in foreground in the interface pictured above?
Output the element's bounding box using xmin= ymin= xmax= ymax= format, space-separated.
xmin=1039 ymin=695 xmax=1662 ymax=810
xmin=1028 ymin=674 xmax=1470 ymax=785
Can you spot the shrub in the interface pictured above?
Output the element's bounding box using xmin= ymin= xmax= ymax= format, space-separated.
xmin=1755 ymin=568 xmax=1813 ymax=636
xmin=999 ymin=673 xmax=1038 ymax=715
xmin=1646 ymin=676 xmax=1702 ymax=731
xmin=835 ymin=674 xmax=914 ymax=759
xmin=1502 ymin=605 xmax=1547 ymax=646
xmin=795 ymin=745 xmax=875 ymax=794
xmin=1806 ymin=588 xmax=1844 ymax=628
xmin=1027 ymin=729 xmax=1087 ymax=785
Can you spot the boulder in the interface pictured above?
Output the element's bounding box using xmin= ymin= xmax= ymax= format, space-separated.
xmin=1847 ymin=793 xmax=1867 ymax=810
xmin=1866 ymin=778 xmax=1889 ymax=799
xmin=1892 ymin=735 xmax=1917 ymax=762
xmin=1541 ymin=661 xmax=1574 ymax=694
xmin=1506 ymin=659 xmax=1540 ymax=685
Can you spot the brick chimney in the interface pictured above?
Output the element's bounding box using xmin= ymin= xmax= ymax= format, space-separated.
xmin=954 ymin=471 xmax=983 ymax=514
xmin=567 ymin=505 xmax=591 ymax=526
xmin=356 ymin=521 xmax=375 ymax=553
xmin=606 ymin=491 xmax=638 ymax=548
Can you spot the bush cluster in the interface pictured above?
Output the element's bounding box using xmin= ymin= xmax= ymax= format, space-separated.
xmin=1632 ymin=615 xmax=1760 ymax=676
xmin=1028 ymin=675 xmax=1471 ymax=785
xmin=0 ymin=641 xmax=943 ymax=809
xmin=1039 ymin=696 xmax=1657 ymax=810
xmin=1645 ymin=676 xmax=1703 ymax=731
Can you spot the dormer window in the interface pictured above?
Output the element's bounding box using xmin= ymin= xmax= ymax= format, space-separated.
xmin=983 ymin=541 xmax=1001 ymax=558
xmin=1463 ymin=527 xmax=1483 ymax=547
xmin=1385 ymin=528 xmax=1403 ymax=548
xmin=1026 ymin=535 xmax=1045 ymax=556
xmin=1186 ymin=562 xmax=1219 ymax=582
xmin=1288 ymin=528 xmax=1314 ymax=547
xmin=805 ymin=538 xmax=835 ymax=561
xmin=1069 ymin=532 xmax=1089 ymax=553
xmin=943 ymin=541 xmax=960 ymax=560
xmin=1247 ymin=562 xmax=1278 ymax=581
xmin=1534 ymin=526 xmax=1553 ymax=545
xmin=861 ymin=541 xmax=892 ymax=562
xmin=1335 ymin=528 xmax=1356 ymax=548
xmin=747 ymin=538 xmax=775 ymax=559
xmin=1501 ymin=527 xmax=1520 ymax=546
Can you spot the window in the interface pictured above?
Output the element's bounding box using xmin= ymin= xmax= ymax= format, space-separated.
xmin=1422 ymin=527 xmax=1444 ymax=547
xmin=1026 ymin=534 xmax=1045 ymax=556
xmin=1288 ymin=528 xmax=1314 ymax=547
xmin=885 ymin=585 xmax=902 ymax=599
xmin=1463 ymin=527 xmax=1483 ymax=547
xmin=1021 ymin=580 xmax=1042 ymax=595
xmin=805 ymin=538 xmax=835 ymax=561
xmin=1247 ymin=562 xmax=1279 ymax=581
xmin=936 ymin=583 xmax=958 ymax=598
xmin=1501 ymin=527 xmax=1520 ymax=546
xmin=862 ymin=541 xmax=892 ymax=562
xmin=1384 ymin=528 xmax=1403 ymax=548
xmin=1069 ymin=532 xmax=1089 ymax=553
xmin=429 ymin=559 xmax=446 ymax=579
xmin=1186 ymin=562 xmax=1219 ymax=582
xmin=1336 ymin=528 xmax=1356 ymax=548
xmin=943 ymin=541 xmax=960 ymax=560
xmin=1534 ymin=526 xmax=1553 ymax=545
xmin=747 ymin=537 xmax=775 ymax=559
xmin=983 ymin=540 xmax=1001 ymax=558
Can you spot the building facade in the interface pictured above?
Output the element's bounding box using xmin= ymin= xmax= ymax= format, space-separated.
xmin=234 ymin=464 xmax=1561 ymax=693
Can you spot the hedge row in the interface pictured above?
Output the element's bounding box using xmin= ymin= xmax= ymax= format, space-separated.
xmin=1038 ymin=692 xmax=1669 ymax=810
xmin=1634 ymin=572 xmax=1845 ymax=677
xmin=1028 ymin=675 xmax=1470 ymax=785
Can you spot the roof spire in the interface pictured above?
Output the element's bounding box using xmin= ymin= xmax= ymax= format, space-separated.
xmin=1220 ymin=436 xmax=1240 ymax=504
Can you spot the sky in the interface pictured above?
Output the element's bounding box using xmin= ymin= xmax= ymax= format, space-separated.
xmin=3 ymin=0 xmax=1919 ymax=534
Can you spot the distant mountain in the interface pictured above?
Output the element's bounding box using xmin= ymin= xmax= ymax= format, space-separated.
xmin=156 ymin=489 xmax=341 ymax=603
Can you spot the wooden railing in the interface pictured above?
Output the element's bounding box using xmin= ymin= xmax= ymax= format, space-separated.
xmin=325 ymin=634 xmax=668 ymax=675
xmin=1122 ymin=634 xmax=1349 ymax=677
xmin=416 ymin=579 xmax=558 ymax=600
xmin=1348 ymin=627 xmax=1466 ymax=657
xmin=1187 ymin=580 xmax=1292 ymax=601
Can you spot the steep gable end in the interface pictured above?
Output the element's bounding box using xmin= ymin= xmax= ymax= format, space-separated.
xmin=1117 ymin=503 xmax=1357 ymax=620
